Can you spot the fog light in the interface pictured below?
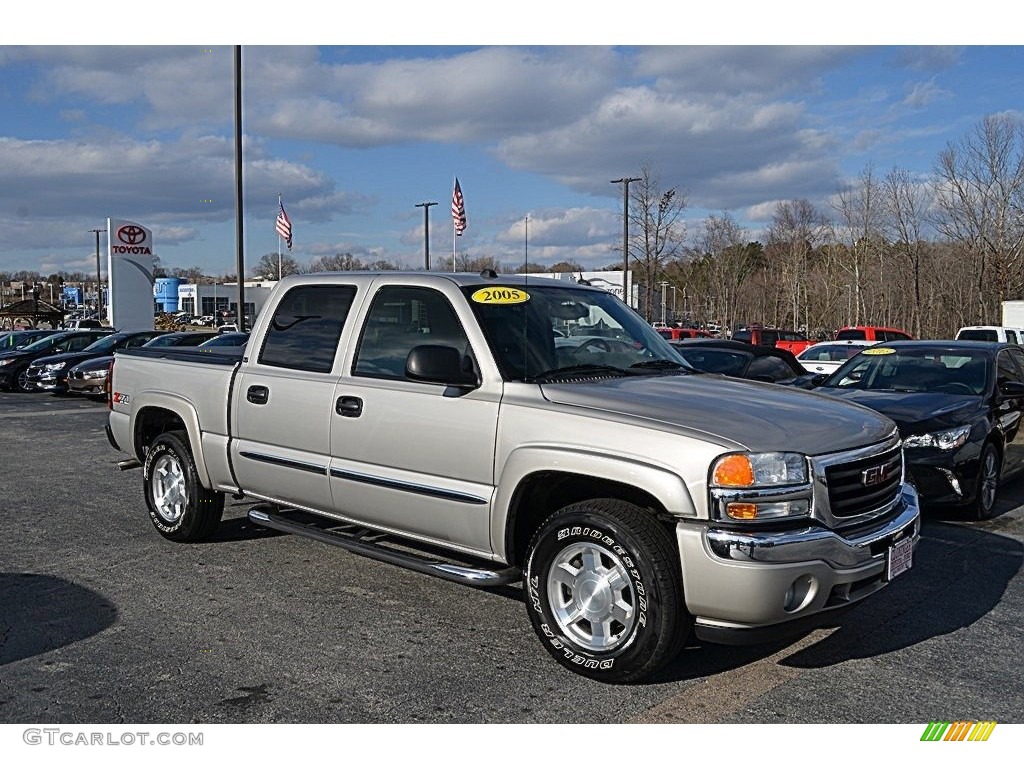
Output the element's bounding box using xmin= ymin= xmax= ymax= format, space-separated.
xmin=784 ymin=574 xmax=817 ymax=612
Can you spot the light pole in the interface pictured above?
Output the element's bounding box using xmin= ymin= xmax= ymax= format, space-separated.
xmin=89 ymin=228 xmax=104 ymax=319
xmin=611 ymin=176 xmax=641 ymax=307
xmin=670 ymin=285 xmax=678 ymax=322
xmin=415 ymin=201 xmax=437 ymax=270
xmin=659 ymin=281 xmax=669 ymax=326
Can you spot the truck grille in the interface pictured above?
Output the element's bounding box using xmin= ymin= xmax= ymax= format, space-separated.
xmin=824 ymin=444 xmax=903 ymax=518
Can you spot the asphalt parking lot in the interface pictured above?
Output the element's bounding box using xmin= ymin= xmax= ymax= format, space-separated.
xmin=1 ymin=390 xmax=1022 ymax=724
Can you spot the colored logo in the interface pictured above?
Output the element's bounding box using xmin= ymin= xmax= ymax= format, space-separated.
xmin=117 ymin=225 xmax=147 ymax=245
xmin=921 ymin=721 xmax=996 ymax=741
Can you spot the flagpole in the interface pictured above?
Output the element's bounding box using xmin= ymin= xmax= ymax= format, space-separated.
xmin=277 ymin=193 xmax=282 ymax=281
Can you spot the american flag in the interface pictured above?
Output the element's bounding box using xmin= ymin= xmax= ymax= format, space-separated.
xmin=451 ymin=178 xmax=467 ymax=235
xmin=275 ymin=199 xmax=293 ymax=250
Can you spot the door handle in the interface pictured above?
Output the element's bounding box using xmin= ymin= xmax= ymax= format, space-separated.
xmin=247 ymin=385 xmax=269 ymax=405
xmin=336 ymin=395 xmax=363 ymax=417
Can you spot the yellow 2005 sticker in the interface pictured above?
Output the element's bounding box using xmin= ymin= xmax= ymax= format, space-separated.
xmin=471 ymin=287 xmax=530 ymax=304
xmin=862 ymin=347 xmax=895 ymax=355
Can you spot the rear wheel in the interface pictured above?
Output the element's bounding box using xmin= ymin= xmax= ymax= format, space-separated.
xmin=143 ymin=430 xmax=224 ymax=541
xmin=523 ymin=499 xmax=690 ymax=682
xmin=973 ymin=442 xmax=1001 ymax=520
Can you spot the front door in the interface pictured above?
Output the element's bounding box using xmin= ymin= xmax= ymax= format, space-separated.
xmin=328 ymin=282 xmax=500 ymax=556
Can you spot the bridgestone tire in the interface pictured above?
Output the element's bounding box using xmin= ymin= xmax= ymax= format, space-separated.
xmin=973 ymin=442 xmax=1001 ymax=521
xmin=143 ymin=430 xmax=224 ymax=542
xmin=524 ymin=499 xmax=691 ymax=683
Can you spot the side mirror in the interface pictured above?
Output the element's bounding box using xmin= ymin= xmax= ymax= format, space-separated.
xmin=810 ymin=373 xmax=829 ymax=387
xmin=406 ymin=344 xmax=478 ymax=388
xmin=999 ymin=380 xmax=1024 ymax=398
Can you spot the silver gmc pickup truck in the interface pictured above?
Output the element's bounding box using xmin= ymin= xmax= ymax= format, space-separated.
xmin=107 ymin=272 xmax=920 ymax=682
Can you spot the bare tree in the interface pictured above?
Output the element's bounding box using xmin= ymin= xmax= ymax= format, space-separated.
xmin=768 ymin=199 xmax=828 ymax=329
xmin=629 ymin=164 xmax=688 ymax=322
xmin=687 ymin=213 xmax=761 ymax=333
xmin=883 ymin=166 xmax=933 ymax=337
xmin=831 ymin=164 xmax=886 ymax=325
xmin=932 ymin=114 xmax=1024 ymax=320
xmin=253 ymin=252 xmax=302 ymax=280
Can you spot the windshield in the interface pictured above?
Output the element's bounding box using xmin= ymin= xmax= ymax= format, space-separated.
xmin=824 ymin=347 xmax=990 ymax=395
xmin=461 ymin=283 xmax=688 ymax=381
xmin=798 ymin=344 xmax=869 ymax=363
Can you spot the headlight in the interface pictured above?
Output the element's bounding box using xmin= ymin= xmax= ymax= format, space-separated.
xmin=82 ymin=369 xmax=107 ymax=379
xmin=0 ymin=359 xmax=12 ymax=367
xmin=709 ymin=452 xmax=811 ymax=522
xmin=711 ymin=452 xmax=808 ymax=487
xmin=44 ymin=362 xmax=67 ymax=371
xmin=902 ymin=425 xmax=971 ymax=451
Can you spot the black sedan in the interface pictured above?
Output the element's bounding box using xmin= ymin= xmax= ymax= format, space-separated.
xmin=65 ymin=331 xmax=215 ymax=397
xmin=0 ymin=329 xmax=60 ymax=351
xmin=24 ymin=330 xmax=167 ymax=394
xmin=0 ymin=329 xmax=113 ymax=392
xmin=668 ymin=338 xmax=816 ymax=387
xmin=813 ymin=340 xmax=1024 ymax=519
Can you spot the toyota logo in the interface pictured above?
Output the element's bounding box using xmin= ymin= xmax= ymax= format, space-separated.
xmin=117 ymin=225 xmax=147 ymax=245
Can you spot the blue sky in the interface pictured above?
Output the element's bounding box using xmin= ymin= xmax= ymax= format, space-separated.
xmin=1 ymin=6 xmax=1020 ymax=277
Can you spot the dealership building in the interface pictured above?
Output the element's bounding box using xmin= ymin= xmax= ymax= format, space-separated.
xmin=170 ymin=280 xmax=278 ymax=322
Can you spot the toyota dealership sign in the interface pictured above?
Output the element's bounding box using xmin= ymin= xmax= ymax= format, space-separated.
xmin=106 ymin=218 xmax=156 ymax=331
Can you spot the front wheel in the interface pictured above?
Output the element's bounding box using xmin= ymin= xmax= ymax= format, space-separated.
xmin=143 ymin=430 xmax=224 ymax=541
xmin=972 ymin=442 xmax=1001 ymax=520
xmin=524 ymin=499 xmax=690 ymax=682
xmin=13 ymin=366 xmax=32 ymax=393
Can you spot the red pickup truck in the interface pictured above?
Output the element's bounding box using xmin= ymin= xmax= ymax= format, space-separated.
xmin=733 ymin=327 xmax=813 ymax=355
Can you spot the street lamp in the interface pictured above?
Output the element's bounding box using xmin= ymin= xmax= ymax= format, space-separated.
xmin=659 ymin=281 xmax=669 ymax=326
xmin=415 ymin=201 xmax=437 ymax=270
xmin=611 ymin=176 xmax=641 ymax=307
xmin=89 ymin=228 xmax=104 ymax=320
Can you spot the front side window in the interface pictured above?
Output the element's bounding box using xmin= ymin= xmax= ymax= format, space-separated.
xmin=747 ymin=355 xmax=795 ymax=381
xmin=257 ymin=285 xmax=356 ymax=373
xmin=354 ymin=286 xmax=471 ymax=380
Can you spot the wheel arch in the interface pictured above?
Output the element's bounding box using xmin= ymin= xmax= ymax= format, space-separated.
xmin=131 ymin=395 xmax=211 ymax=488
xmin=494 ymin=447 xmax=698 ymax=568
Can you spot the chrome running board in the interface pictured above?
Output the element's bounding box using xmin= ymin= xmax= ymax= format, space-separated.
xmin=247 ymin=504 xmax=521 ymax=588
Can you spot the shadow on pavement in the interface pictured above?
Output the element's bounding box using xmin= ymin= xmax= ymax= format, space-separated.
xmin=0 ymin=573 xmax=118 ymax=666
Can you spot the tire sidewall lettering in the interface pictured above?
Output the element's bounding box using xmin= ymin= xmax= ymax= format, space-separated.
xmin=529 ymin=521 xmax=655 ymax=669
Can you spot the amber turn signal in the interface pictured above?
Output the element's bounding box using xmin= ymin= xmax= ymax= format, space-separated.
xmin=712 ymin=454 xmax=755 ymax=487
xmin=726 ymin=503 xmax=759 ymax=520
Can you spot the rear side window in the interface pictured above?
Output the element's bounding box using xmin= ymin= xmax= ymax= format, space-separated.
xmin=258 ymin=285 xmax=356 ymax=373
xmin=747 ymin=355 xmax=795 ymax=381
xmin=835 ymin=329 xmax=867 ymax=340
xmin=1006 ymin=330 xmax=1019 ymax=344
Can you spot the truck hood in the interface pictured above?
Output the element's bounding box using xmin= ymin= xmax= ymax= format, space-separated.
xmin=540 ymin=373 xmax=896 ymax=455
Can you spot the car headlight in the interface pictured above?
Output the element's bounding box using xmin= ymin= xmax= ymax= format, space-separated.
xmin=712 ymin=452 xmax=808 ymax=487
xmin=902 ymin=425 xmax=971 ymax=451
xmin=709 ymin=452 xmax=811 ymax=521
xmin=44 ymin=362 xmax=67 ymax=371
xmin=82 ymin=369 xmax=107 ymax=379
xmin=0 ymin=359 xmax=12 ymax=367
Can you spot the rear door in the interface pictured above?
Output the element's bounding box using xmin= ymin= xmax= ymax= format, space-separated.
xmin=995 ymin=348 xmax=1024 ymax=474
xmin=231 ymin=283 xmax=359 ymax=512
xmin=327 ymin=281 xmax=500 ymax=555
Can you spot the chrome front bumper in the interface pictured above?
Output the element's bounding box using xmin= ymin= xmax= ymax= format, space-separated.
xmin=678 ymin=482 xmax=920 ymax=644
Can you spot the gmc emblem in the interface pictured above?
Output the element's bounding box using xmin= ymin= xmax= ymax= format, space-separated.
xmin=861 ymin=463 xmax=893 ymax=487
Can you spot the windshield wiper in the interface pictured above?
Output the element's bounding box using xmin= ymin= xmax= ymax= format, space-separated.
xmin=630 ymin=359 xmax=690 ymax=371
xmin=527 ymin=364 xmax=632 ymax=383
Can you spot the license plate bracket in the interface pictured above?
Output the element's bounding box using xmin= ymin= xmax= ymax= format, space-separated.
xmin=886 ymin=535 xmax=913 ymax=581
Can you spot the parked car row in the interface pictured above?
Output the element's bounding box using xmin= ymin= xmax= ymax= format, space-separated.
xmin=668 ymin=335 xmax=1024 ymax=520
xmin=0 ymin=328 xmax=248 ymax=395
